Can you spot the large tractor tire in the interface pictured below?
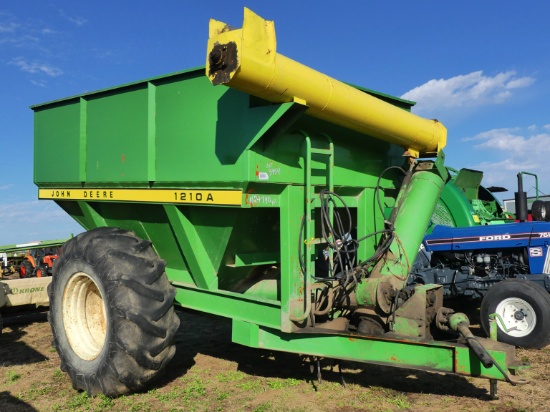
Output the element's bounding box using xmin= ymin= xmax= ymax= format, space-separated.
xmin=480 ymin=278 xmax=550 ymax=349
xmin=531 ymin=200 xmax=550 ymax=221
xmin=19 ymin=260 xmax=34 ymax=278
xmin=48 ymin=227 xmax=180 ymax=396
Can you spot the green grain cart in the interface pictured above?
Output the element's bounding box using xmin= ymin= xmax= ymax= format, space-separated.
xmin=33 ymin=9 xmax=525 ymax=398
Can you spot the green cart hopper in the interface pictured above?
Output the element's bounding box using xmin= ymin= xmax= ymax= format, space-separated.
xmin=33 ymin=9 xmax=525 ymax=398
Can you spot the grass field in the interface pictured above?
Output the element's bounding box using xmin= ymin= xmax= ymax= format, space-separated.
xmin=0 ymin=307 xmax=548 ymax=412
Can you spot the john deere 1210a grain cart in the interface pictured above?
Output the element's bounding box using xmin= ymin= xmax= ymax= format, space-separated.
xmin=33 ymin=9 xmax=525 ymax=398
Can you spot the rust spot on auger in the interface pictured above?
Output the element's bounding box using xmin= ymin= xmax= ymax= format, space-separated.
xmin=209 ymin=42 xmax=238 ymax=85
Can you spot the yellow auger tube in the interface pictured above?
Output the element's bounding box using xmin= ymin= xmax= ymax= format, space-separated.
xmin=206 ymin=8 xmax=446 ymax=157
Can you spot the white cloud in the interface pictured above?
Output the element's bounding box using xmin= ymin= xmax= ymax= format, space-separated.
xmin=9 ymin=56 xmax=63 ymax=77
xmin=59 ymin=10 xmax=87 ymax=27
xmin=0 ymin=33 xmax=39 ymax=48
xmin=506 ymin=77 xmax=534 ymax=89
xmin=401 ymin=70 xmax=535 ymax=115
xmin=31 ymin=79 xmax=47 ymax=87
xmin=463 ymin=126 xmax=550 ymax=197
xmin=0 ymin=14 xmax=42 ymax=48
xmin=0 ymin=15 xmax=61 ymax=67
xmin=0 ymin=22 xmax=18 ymax=33
xmin=0 ymin=200 xmax=61 ymax=222
xmin=0 ymin=200 xmax=83 ymax=244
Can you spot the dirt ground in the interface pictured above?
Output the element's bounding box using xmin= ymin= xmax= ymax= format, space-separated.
xmin=0 ymin=305 xmax=549 ymax=412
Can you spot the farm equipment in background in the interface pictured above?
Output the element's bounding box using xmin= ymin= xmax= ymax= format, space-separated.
xmin=0 ymin=238 xmax=67 ymax=279
xmin=0 ymin=238 xmax=69 ymax=331
xmin=410 ymin=169 xmax=550 ymax=348
xmin=33 ymin=8 xmax=526 ymax=399
xmin=430 ymin=167 xmax=516 ymax=229
xmin=19 ymin=243 xmax=61 ymax=278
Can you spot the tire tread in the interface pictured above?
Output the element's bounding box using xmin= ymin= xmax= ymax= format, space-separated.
xmin=49 ymin=227 xmax=180 ymax=396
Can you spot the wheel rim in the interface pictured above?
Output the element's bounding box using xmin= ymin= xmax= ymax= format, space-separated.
xmin=62 ymin=272 xmax=107 ymax=360
xmin=495 ymin=297 xmax=537 ymax=337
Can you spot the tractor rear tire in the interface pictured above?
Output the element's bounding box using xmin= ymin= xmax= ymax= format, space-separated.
xmin=48 ymin=227 xmax=180 ymax=396
xmin=545 ymin=202 xmax=550 ymax=222
xmin=531 ymin=200 xmax=550 ymax=221
xmin=480 ymin=279 xmax=550 ymax=349
xmin=19 ymin=260 xmax=34 ymax=278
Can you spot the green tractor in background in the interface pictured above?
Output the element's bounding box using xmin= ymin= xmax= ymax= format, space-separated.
xmin=431 ymin=167 xmax=516 ymax=229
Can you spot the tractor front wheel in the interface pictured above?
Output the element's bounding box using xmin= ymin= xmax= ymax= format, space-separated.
xmin=480 ymin=279 xmax=550 ymax=349
xmin=48 ymin=227 xmax=180 ymax=396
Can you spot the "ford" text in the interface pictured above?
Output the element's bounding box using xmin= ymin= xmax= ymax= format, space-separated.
xmin=479 ymin=235 xmax=511 ymax=241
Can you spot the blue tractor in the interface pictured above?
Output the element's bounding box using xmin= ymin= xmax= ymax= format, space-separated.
xmin=410 ymin=169 xmax=550 ymax=348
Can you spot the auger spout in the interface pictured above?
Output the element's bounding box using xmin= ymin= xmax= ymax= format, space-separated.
xmin=206 ymin=8 xmax=446 ymax=157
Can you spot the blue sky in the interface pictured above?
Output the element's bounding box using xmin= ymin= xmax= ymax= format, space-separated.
xmin=1 ymin=1 xmax=549 ymax=244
